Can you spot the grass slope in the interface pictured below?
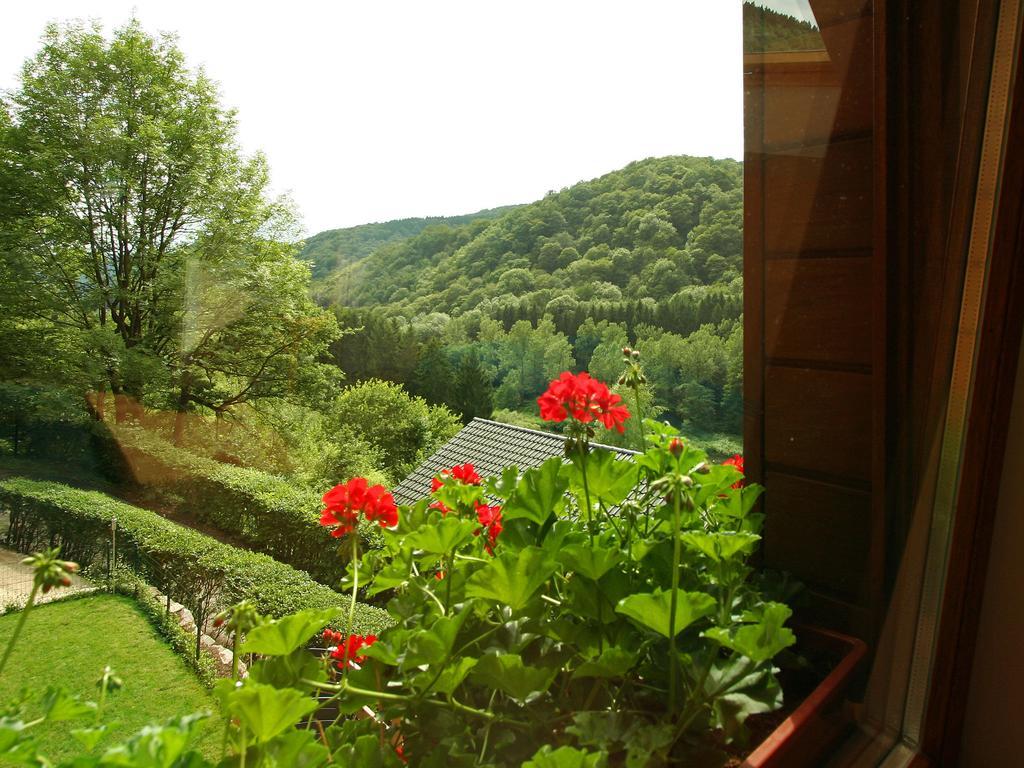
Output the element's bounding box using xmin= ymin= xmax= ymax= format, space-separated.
xmin=0 ymin=594 xmax=218 ymax=761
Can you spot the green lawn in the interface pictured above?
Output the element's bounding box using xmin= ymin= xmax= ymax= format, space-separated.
xmin=0 ymin=594 xmax=220 ymax=762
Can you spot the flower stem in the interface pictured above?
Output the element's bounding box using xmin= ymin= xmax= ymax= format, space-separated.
xmin=630 ymin=383 xmax=646 ymax=448
xmin=578 ymin=441 xmax=604 ymax=653
xmin=668 ymin=490 xmax=682 ymax=713
xmin=0 ymin=582 xmax=38 ymax=679
xmin=443 ymin=553 xmax=453 ymax=612
xmin=343 ymin=535 xmax=359 ymax=673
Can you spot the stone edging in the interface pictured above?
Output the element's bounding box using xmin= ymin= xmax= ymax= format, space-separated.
xmin=144 ymin=586 xmax=247 ymax=678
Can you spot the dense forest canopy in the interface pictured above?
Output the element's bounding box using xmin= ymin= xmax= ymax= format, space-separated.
xmin=743 ymin=2 xmax=824 ymax=53
xmin=310 ymin=155 xmax=745 ymax=455
xmin=300 ymin=206 xmax=519 ymax=286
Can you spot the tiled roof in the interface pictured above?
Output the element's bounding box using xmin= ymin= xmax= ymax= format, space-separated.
xmin=393 ymin=418 xmax=638 ymax=505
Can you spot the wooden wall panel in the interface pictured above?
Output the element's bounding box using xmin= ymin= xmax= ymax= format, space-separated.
xmin=762 ymin=138 xmax=873 ymax=254
xmin=765 ymin=367 xmax=872 ymax=481
xmin=763 ymin=472 xmax=871 ymax=601
xmin=765 ymin=256 xmax=873 ymax=364
xmin=761 ymin=73 xmax=872 ymax=146
xmin=745 ymin=0 xmax=882 ymax=638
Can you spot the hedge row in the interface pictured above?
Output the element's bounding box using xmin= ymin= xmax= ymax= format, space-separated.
xmin=107 ymin=426 xmax=381 ymax=583
xmin=0 ymin=477 xmax=391 ymax=635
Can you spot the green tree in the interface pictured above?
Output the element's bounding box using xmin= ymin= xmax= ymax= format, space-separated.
xmin=408 ymin=339 xmax=455 ymax=406
xmin=0 ymin=21 xmax=335 ymax=431
xmin=451 ymin=351 xmax=495 ymax=421
xmin=330 ymin=379 xmax=450 ymax=478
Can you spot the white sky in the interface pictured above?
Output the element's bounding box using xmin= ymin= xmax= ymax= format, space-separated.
xmin=1 ymin=2 xmax=744 ymax=235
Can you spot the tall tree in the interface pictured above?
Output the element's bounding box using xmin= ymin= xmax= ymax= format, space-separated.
xmin=451 ymin=351 xmax=494 ymax=422
xmin=0 ymin=21 xmax=337 ymax=430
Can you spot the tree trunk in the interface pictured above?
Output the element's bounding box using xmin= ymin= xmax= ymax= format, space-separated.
xmin=173 ymin=373 xmax=192 ymax=446
xmin=114 ymin=392 xmax=129 ymax=424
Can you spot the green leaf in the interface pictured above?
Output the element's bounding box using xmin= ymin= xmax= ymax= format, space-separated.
xmin=558 ymin=543 xmax=623 ymax=581
xmin=681 ymin=532 xmax=760 ymax=563
xmin=247 ymin=649 xmax=326 ymax=689
xmin=412 ymin=656 xmax=477 ymax=695
xmin=239 ymin=608 xmax=341 ymax=656
xmin=470 ymin=653 xmax=559 ymax=703
xmin=566 ymin=711 xmax=630 ymax=749
xmin=217 ymin=681 xmax=317 ymax=744
xmin=502 ymin=458 xmax=568 ymax=525
xmin=572 ymin=646 xmax=637 ymax=679
xmin=488 ymin=465 xmax=521 ymax=501
xmin=0 ymin=718 xmax=35 ymax=759
xmin=615 ymin=589 xmax=716 ymax=638
xmin=71 ymin=724 xmax=108 ymax=751
xmin=523 ymin=745 xmax=608 ymax=768
xmin=100 ymin=712 xmax=210 ymax=767
xmin=704 ymin=602 xmax=795 ymax=662
xmin=713 ymin=668 xmax=783 ymax=743
xmin=465 ymin=546 xmax=557 ymax=610
xmin=404 ymin=515 xmax=479 ymax=554
xmin=244 ymin=728 xmax=329 ymax=768
xmin=331 ymin=732 xmax=400 ymax=767
xmin=569 ymin=450 xmax=638 ymax=507
xmin=403 ymin=611 xmax=469 ymax=667
xmin=366 ymin=553 xmax=412 ymax=596
xmin=41 ymin=686 xmax=95 ymax=721
xmin=622 ymin=722 xmax=675 ymax=768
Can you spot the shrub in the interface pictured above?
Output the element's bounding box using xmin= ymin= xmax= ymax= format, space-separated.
xmin=0 ymin=477 xmax=391 ymax=636
xmin=107 ymin=425 xmax=382 ymax=583
xmin=330 ymin=379 xmax=458 ymax=477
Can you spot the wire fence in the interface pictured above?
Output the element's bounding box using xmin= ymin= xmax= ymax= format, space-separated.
xmin=0 ymin=509 xmax=216 ymax=643
xmin=0 ymin=511 xmax=95 ymax=611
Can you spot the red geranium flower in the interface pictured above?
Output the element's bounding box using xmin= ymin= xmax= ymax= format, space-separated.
xmin=473 ymin=502 xmax=503 ymax=555
xmin=320 ymin=477 xmax=398 ymax=538
xmin=537 ymin=372 xmax=630 ymax=433
xmin=330 ymin=633 xmax=378 ymax=669
xmin=430 ymin=463 xmax=482 ymax=515
xmin=322 ymin=628 xmax=343 ymax=646
xmin=723 ymin=454 xmax=745 ymax=488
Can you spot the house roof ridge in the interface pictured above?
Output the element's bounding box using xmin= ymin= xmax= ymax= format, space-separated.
xmin=468 ymin=417 xmax=640 ymax=456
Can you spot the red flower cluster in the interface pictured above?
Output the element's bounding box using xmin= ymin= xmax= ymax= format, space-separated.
xmin=432 ymin=463 xmax=481 ymax=488
xmin=320 ymin=477 xmax=398 ymax=538
xmin=723 ymin=454 xmax=745 ymax=488
xmin=322 ymin=628 xmax=344 ymax=646
xmin=430 ymin=463 xmax=482 ymax=515
xmin=474 ymin=502 xmax=503 ymax=555
xmin=537 ymin=372 xmax=631 ymax=433
xmin=330 ymin=633 xmax=378 ymax=669
xmin=427 ymin=463 xmax=503 ymax=553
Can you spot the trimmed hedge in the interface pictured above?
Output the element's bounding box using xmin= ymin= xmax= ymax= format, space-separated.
xmin=0 ymin=477 xmax=391 ymax=635
xmin=107 ymin=425 xmax=381 ymax=583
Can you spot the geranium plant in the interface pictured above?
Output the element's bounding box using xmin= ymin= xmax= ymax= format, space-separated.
xmin=297 ymin=363 xmax=792 ymax=766
xmin=0 ymin=360 xmax=794 ymax=768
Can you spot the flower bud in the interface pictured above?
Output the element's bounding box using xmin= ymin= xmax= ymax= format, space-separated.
xmin=60 ymin=575 xmax=72 ymax=587
xmin=631 ymin=350 xmax=640 ymax=360
xmin=621 ymin=346 xmax=631 ymax=357
xmin=668 ymin=438 xmax=685 ymax=457
xmin=213 ymin=616 xmax=225 ymax=628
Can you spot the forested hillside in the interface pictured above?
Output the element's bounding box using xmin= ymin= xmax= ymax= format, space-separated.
xmin=300 ymin=206 xmax=518 ymax=285
xmin=743 ymin=2 xmax=824 ymax=53
xmin=313 ymin=155 xmax=745 ymax=454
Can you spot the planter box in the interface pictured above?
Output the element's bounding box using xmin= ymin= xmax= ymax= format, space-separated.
xmin=743 ymin=625 xmax=868 ymax=768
